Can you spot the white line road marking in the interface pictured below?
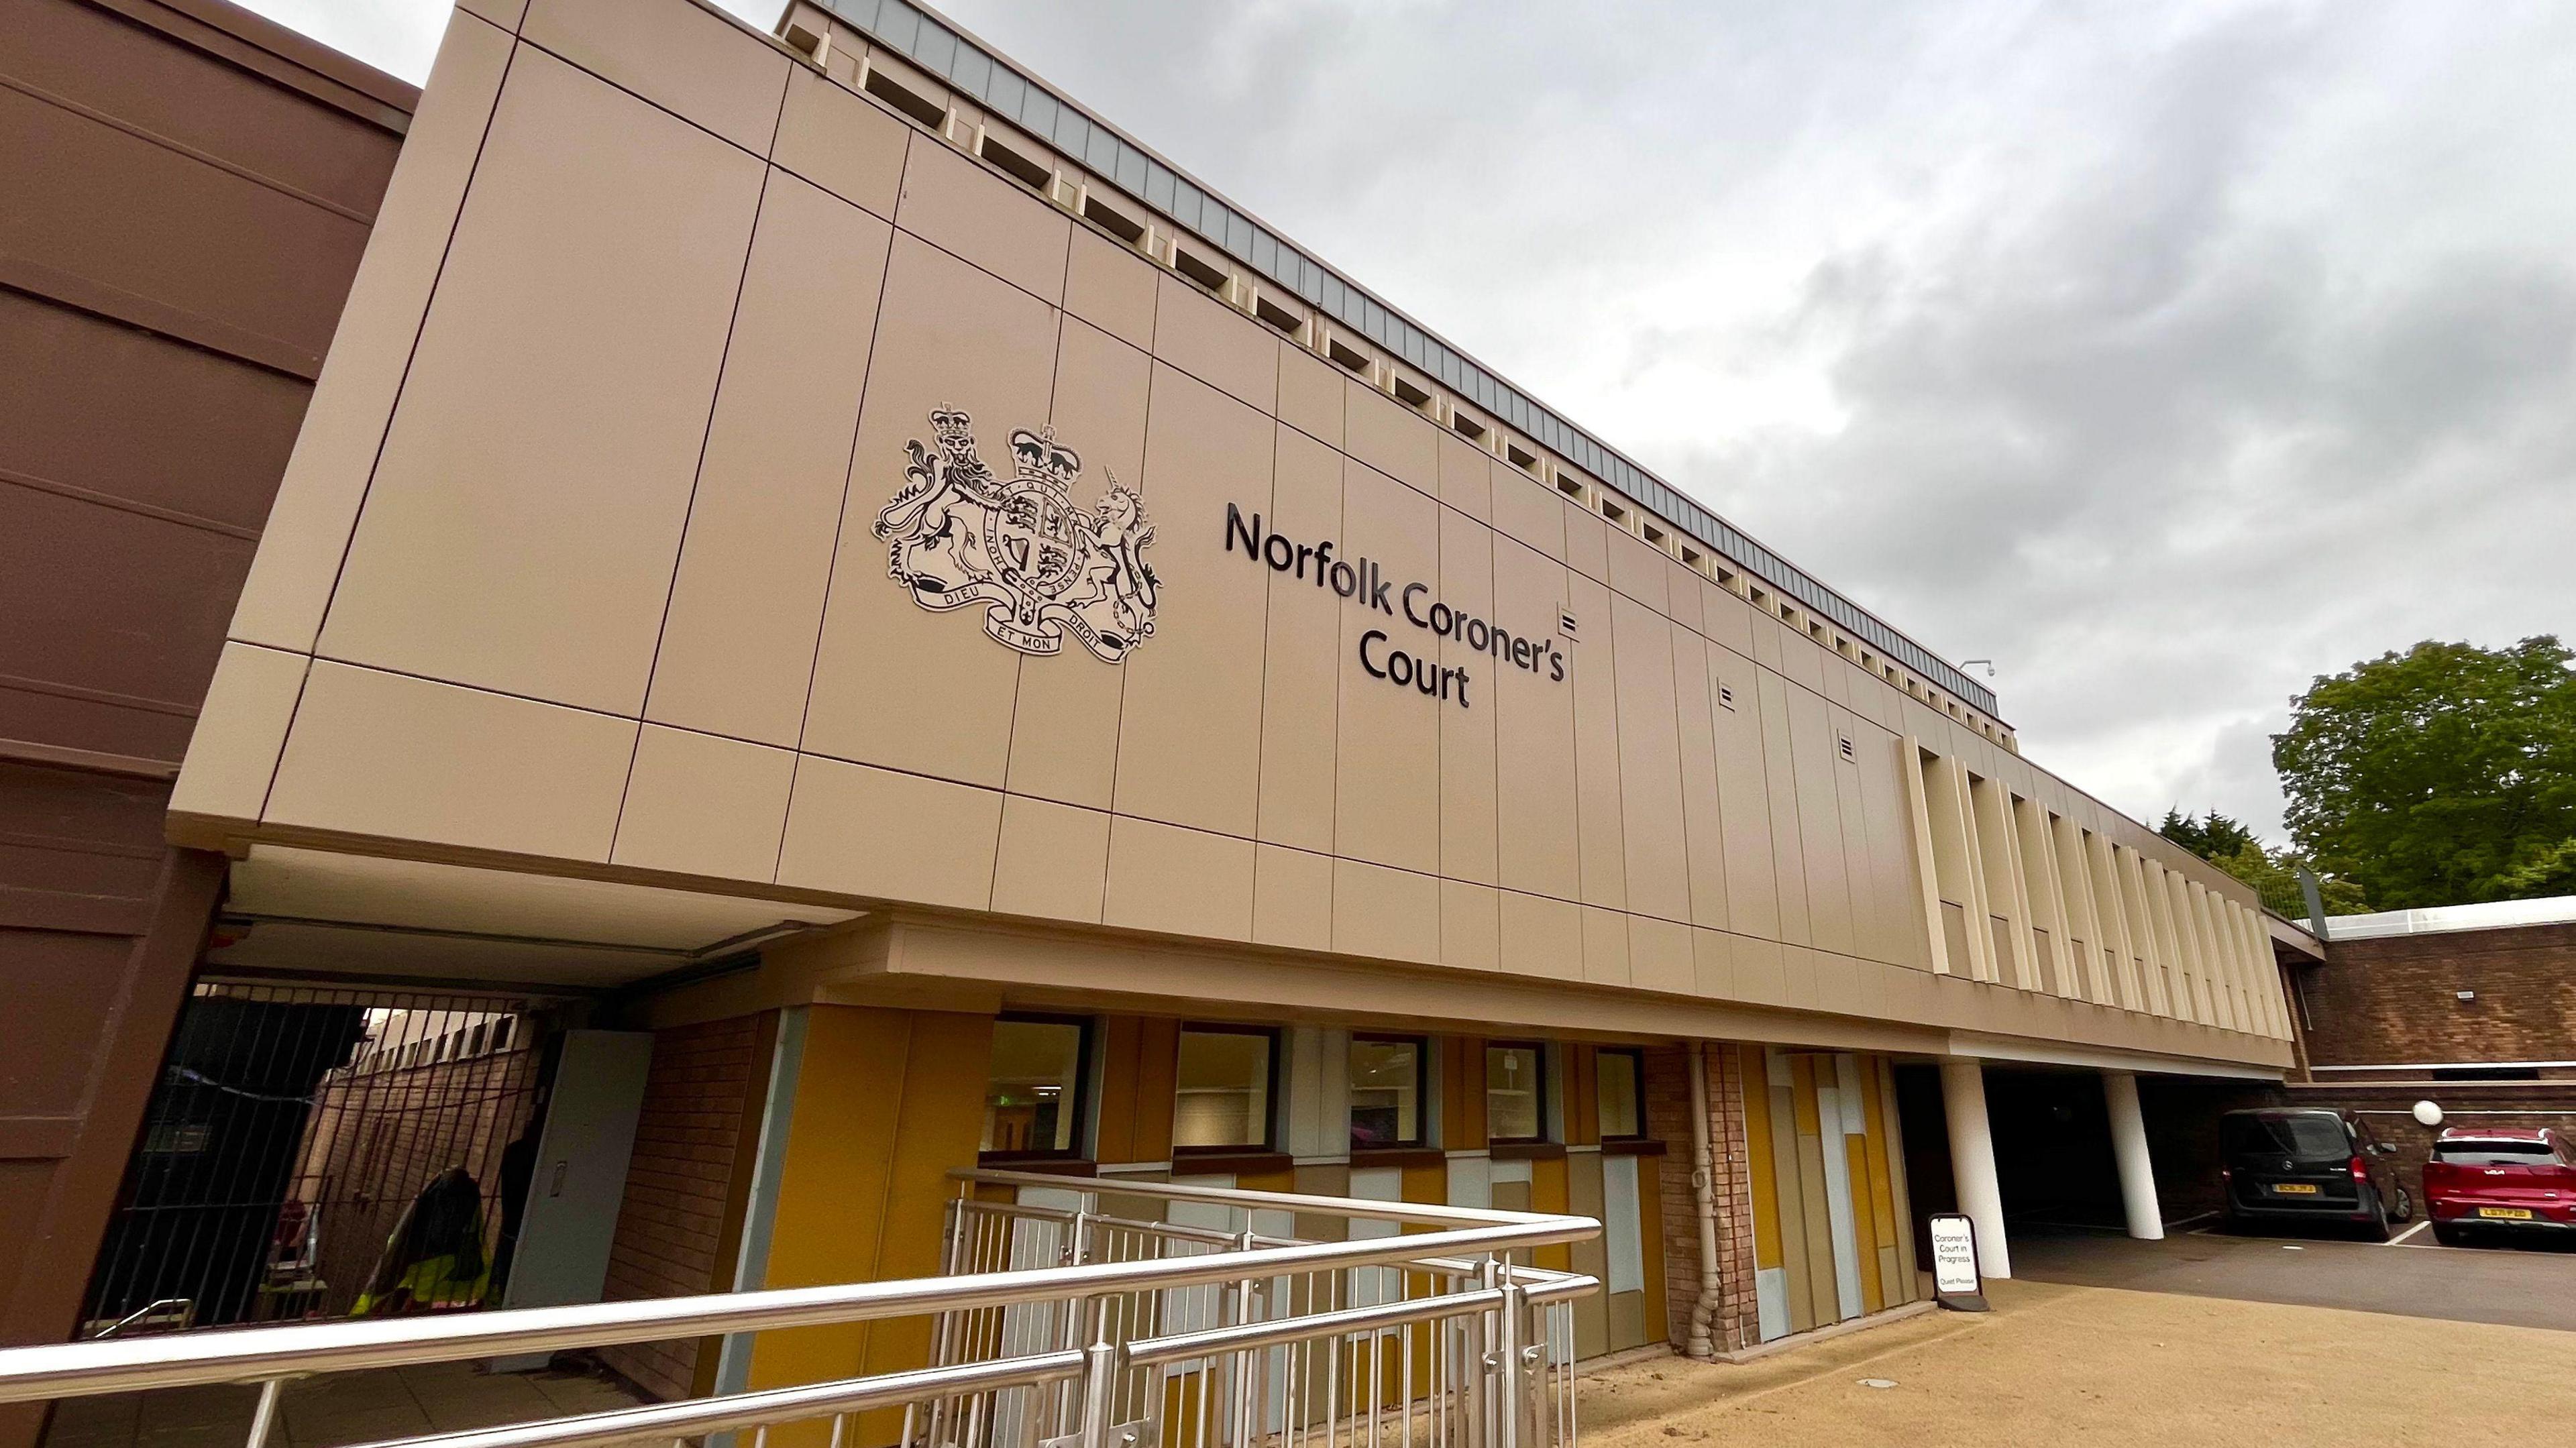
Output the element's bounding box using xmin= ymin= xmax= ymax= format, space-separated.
xmin=2385 ymin=1221 xmax=2432 ymax=1246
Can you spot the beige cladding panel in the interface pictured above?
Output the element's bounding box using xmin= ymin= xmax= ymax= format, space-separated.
xmin=1786 ymin=688 xmax=1854 ymax=956
xmin=1438 ymin=506 xmax=1501 ymax=886
xmin=1063 ymin=227 xmax=1158 ymax=351
xmin=1827 ymin=706 xmax=1882 ymax=962
xmin=1154 ymin=272 xmax=1277 ymax=415
xmin=1566 ymin=573 xmax=1627 ymax=910
xmin=1251 ymin=843 xmax=1332 ymax=952
xmin=1498 ymin=889 xmax=1582 ymax=982
xmin=769 ymin=68 xmax=908 ymax=218
xmin=1111 ymin=364 xmax=1274 ymax=836
xmin=1333 ymin=459 xmax=1442 ymax=874
xmin=776 ymin=755 xmax=1001 ymax=911
xmin=229 ymin=14 xmax=513 ymax=653
xmin=1605 ymin=533 xmax=1668 ymax=616
xmin=170 ymin=643 xmax=311 ymax=828
xmin=1755 ymin=671 xmax=1813 ymax=948
xmin=1332 ymin=857 xmax=1440 ymax=966
xmin=1669 ymin=630 xmax=1730 ymax=931
xmin=1707 ymin=645 xmax=1780 ymax=940
xmin=645 ymin=172 xmax=892 ymax=748
xmin=892 ymin=133 xmax=1067 ymax=303
xmin=1488 ymin=465 xmax=1564 ymax=563
xmin=523 ymin=0 xmax=790 ymax=153
xmin=1343 ymin=380 xmax=1439 ymax=497
xmin=266 ymin=663 xmax=635 ymax=862
xmin=317 ymin=48 xmax=766 ymax=716
xmin=990 ymin=795 xmax=1111 ymax=926
xmin=1436 ymin=433 xmax=1493 ymax=521
xmin=1441 ymin=878 xmax=1501 ymax=972
xmin=1107 ymin=816 xmax=1254 ymax=943
xmin=1489 ymin=539 xmax=1580 ymax=902
xmin=1607 ymin=594 xmax=1689 ymax=924
xmin=611 ymin=724 xmax=795 ymax=883
xmin=1275 ymin=343 xmax=1344 ymax=448
xmin=801 ymin=233 xmax=1057 ymax=785
xmin=1252 ymin=427 xmax=1344 ymax=851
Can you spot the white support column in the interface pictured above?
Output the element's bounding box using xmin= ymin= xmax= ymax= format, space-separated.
xmin=1939 ymin=1059 xmax=2010 ymax=1279
xmin=2102 ymin=1070 xmax=2165 ymax=1241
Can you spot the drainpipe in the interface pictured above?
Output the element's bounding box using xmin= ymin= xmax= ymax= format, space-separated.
xmin=1684 ymin=1045 xmax=1723 ymax=1358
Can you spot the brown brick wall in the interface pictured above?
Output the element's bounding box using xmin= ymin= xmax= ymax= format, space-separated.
xmin=1647 ymin=1043 xmax=1760 ymax=1355
xmin=595 ymin=1014 xmax=766 ymax=1400
xmin=2300 ymin=922 xmax=2576 ymax=1069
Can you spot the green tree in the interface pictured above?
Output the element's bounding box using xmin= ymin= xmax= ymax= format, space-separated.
xmin=2158 ymin=810 xmax=2369 ymax=915
xmin=2273 ymin=636 xmax=2576 ymax=910
xmin=2157 ymin=809 xmax=2259 ymax=860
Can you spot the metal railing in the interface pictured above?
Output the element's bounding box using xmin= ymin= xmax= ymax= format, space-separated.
xmin=0 ymin=1167 xmax=1600 ymax=1448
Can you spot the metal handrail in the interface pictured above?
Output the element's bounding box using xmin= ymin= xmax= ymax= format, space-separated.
xmin=1128 ymin=1288 xmax=1510 ymax=1366
xmin=356 ymin=1352 xmax=1085 ymax=1448
xmin=0 ymin=1176 xmax=1597 ymax=1405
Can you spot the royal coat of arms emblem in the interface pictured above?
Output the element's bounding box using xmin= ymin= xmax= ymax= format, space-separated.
xmin=873 ymin=408 xmax=1159 ymax=662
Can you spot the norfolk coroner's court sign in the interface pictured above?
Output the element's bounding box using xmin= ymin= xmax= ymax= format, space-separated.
xmin=1224 ymin=502 xmax=1568 ymax=710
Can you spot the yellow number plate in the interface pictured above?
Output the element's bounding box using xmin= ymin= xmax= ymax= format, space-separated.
xmin=2273 ymin=1182 xmax=2319 ymax=1194
xmin=2477 ymin=1207 xmax=2535 ymax=1220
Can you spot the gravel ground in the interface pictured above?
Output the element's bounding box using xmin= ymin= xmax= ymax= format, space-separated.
xmin=1581 ymin=1277 xmax=2576 ymax=1448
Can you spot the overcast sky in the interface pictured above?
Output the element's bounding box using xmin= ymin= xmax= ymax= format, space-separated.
xmin=248 ymin=0 xmax=2576 ymax=844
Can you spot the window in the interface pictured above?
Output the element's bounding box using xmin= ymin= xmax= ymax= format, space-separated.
xmin=1596 ymin=1048 xmax=1644 ymax=1141
xmin=982 ymin=1015 xmax=1089 ymax=1156
xmin=1349 ymin=1036 xmax=1426 ymax=1148
xmin=2430 ymin=1138 xmax=2555 ymax=1168
xmin=1487 ymin=1042 xmax=1548 ymax=1144
xmin=1174 ymin=1025 xmax=1277 ymax=1150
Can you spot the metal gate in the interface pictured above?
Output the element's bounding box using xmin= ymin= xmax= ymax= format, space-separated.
xmin=79 ymin=981 xmax=559 ymax=1337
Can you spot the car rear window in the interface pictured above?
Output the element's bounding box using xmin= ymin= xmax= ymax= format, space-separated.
xmin=2222 ymin=1114 xmax=2349 ymax=1159
xmin=2433 ymin=1139 xmax=2556 ymax=1167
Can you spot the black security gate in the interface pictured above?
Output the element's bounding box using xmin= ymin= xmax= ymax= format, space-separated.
xmin=81 ymin=981 xmax=561 ymax=1335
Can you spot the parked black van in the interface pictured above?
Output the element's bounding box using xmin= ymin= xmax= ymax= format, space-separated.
xmin=2220 ymin=1107 xmax=2414 ymax=1239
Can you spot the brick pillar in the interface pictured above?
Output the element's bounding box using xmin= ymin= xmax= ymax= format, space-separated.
xmin=1648 ymin=1042 xmax=1762 ymax=1355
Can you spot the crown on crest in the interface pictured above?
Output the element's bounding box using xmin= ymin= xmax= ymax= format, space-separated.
xmin=1010 ymin=426 xmax=1083 ymax=494
xmin=928 ymin=407 xmax=976 ymax=455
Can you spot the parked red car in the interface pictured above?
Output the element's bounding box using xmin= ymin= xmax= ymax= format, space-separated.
xmin=2424 ymin=1127 xmax=2576 ymax=1246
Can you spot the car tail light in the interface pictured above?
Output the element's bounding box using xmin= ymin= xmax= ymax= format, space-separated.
xmin=2350 ymin=1155 xmax=2370 ymax=1183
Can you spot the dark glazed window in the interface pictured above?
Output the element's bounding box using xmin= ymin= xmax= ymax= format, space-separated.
xmin=1350 ymin=1036 xmax=1426 ymax=1148
xmin=1487 ymin=1042 xmax=1548 ymax=1144
xmin=1174 ymin=1026 xmax=1277 ymax=1150
xmin=982 ymin=1015 xmax=1090 ymax=1156
xmin=1596 ymin=1048 xmax=1646 ymax=1141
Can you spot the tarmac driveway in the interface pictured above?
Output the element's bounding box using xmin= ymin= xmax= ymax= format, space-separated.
xmin=2009 ymin=1220 xmax=2576 ymax=1331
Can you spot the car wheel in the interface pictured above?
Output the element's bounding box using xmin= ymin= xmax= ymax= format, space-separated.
xmin=2392 ymin=1187 xmax=2414 ymax=1223
xmin=2364 ymin=1200 xmax=2394 ymax=1242
xmin=2432 ymin=1222 xmax=2467 ymax=1247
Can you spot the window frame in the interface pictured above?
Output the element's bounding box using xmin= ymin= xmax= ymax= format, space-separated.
xmin=1172 ymin=1022 xmax=1284 ymax=1154
xmin=1594 ymin=1046 xmax=1648 ymax=1144
xmin=1348 ymin=1033 xmax=1431 ymax=1151
xmin=977 ymin=1011 xmax=1095 ymax=1163
xmin=1485 ymin=1040 xmax=1552 ymax=1146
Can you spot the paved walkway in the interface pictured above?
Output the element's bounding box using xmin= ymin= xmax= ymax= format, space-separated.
xmin=42 ymin=1359 xmax=640 ymax=1448
xmin=1583 ymin=1277 xmax=2576 ymax=1447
